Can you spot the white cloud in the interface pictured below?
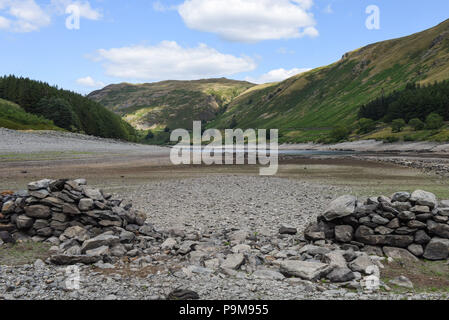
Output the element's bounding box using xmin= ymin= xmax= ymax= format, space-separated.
xmin=76 ymin=76 xmax=105 ymax=88
xmin=0 ymin=15 xmax=10 ymax=29
xmin=0 ymin=0 xmax=101 ymax=32
xmin=178 ymin=0 xmax=318 ymax=42
xmin=246 ymin=67 xmax=311 ymax=84
xmin=0 ymin=0 xmax=51 ymax=32
xmin=95 ymin=41 xmax=257 ymax=80
xmin=50 ymin=0 xmax=102 ymax=20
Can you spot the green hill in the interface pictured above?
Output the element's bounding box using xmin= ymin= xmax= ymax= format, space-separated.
xmin=209 ymin=19 xmax=449 ymax=142
xmin=0 ymin=76 xmax=138 ymax=141
xmin=0 ymin=98 xmax=61 ymax=131
xmin=88 ymin=78 xmax=254 ymax=130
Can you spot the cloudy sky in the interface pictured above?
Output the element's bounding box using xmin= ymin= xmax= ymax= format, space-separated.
xmin=1 ymin=0 xmax=448 ymax=93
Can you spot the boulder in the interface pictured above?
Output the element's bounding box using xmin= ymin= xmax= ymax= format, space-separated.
xmin=16 ymin=215 xmax=34 ymax=230
xmin=253 ymin=269 xmax=285 ymax=281
xmin=348 ymin=254 xmax=375 ymax=274
xmin=50 ymin=254 xmax=101 ymax=265
xmin=322 ymin=195 xmax=357 ymax=221
xmin=280 ymin=260 xmax=331 ymax=281
xmin=82 ymin=187 xmax=104 ymax=201
xmin=383 ymin=247 xmax=419 ymax=262
xmin=221 ymin=253 xmax=245 ymax=270
xmin=161 ymin=238 xmax=177 ymax=250
xmin=25 ymin=205 xmax=51 ymax=219
xmin=427 ymin=220 xmax=449 ymax=239
xmin=423 ymin=238 xmax=449 ymax=260
xmin=63 ymin=226 xmax=90 ymax=242
xmin=28 ymin=179 xmax=52 ymax=191
xmin=81 ymin=234 xmax=119 ymax=253
xmin=279 ymin=225 xmax=297 ymax=235
xmin=391 ymin=192 xmax=411 ymax=203
xmin=407 ymin=244 xmax=423 ymax=257
xmin=414 ymin=230 xmax=431 ymax=245
xmin=326 ymin=267 xmax=355 ymax=283
xmin=78 ymin=198 xmax=94 ymax=211
xmin=410 ymin=190 xmax=437 ymax=208
xmin=334 ymin=225 xmax=354 ymax=243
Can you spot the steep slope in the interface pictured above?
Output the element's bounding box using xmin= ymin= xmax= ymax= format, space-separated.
xmin=0 ymin=76 xmax=138 ymax=141
xmin=0 ymin=98 xmax=60 ymax=131
xmin=209 ymin=19 xmax=449 ymax=142
xmin=88 ymin=78 xmax=254 ymax=130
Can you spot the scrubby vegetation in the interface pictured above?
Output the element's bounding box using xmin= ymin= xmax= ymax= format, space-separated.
xmin=0 ymin=75 xmax=138 ymax=141
xmin=0 ymin=98 xmax=60 ymax=131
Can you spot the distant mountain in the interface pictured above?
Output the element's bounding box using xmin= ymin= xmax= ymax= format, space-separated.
xmin=208 ymin=19 xmax=449 ymax=142
xmin=0 ymin=76 xmax=138 ymax=141
xmin=88 ymin=78 xmax=254 ymax=130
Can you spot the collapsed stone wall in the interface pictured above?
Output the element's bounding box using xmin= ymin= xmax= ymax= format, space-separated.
xmin=305 ymin=190 xmax=449 ymax=261
xmin=0 ymin=179 xmax=159 ymax=265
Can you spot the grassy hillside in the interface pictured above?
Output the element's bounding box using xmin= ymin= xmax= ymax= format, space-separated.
xmin=209 ymin=19 xmax=449 ymax=143
xmin=0 ymin=76 xmax=138 ymax=141
xmin=88 ymin=78 xmax=254 ymax=130
xmin=0 ymin=98 xmax=61 ymax=131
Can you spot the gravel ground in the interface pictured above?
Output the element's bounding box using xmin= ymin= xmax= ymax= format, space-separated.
xmin=0 ymin=128 xmax=169 ymax=155
xmin=1 ymin=175 xmax=448 ymax=300
xmin=122 ymin=175 xmax=349 ymax=237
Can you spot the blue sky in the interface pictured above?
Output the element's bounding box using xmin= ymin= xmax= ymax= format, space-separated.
xmin=0 ymin=0 xmax=448 ymax=94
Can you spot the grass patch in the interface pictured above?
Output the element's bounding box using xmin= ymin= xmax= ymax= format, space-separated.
xmin=381 ymin=258 xmax=449 ymax=293
xmin=0 ymin=241 xmax=51 ymax=266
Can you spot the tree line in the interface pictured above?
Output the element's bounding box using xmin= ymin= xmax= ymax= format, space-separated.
xmin=358 ymin=80 xmax=449 ymax=123
xmin=0 ymin=75 xmax=138 ymax=141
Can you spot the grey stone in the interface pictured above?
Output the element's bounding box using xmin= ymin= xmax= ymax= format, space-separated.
xmin=415 ymin=230 xmax=431 ymax=245
xmin=348 ymin=255 xmax=375 ymax=274
xmin=427 ymin=220 xmax=449 ymax=239
xmin=280 ymin=260 xmax=331 ymax=281
xmin=253 ymin=269 xmax=285 ymax=281
xmin=423 ymin=238 xmax=449 ymax=260
xmin=81 ymin=234 xmax=119 ymax=253
xmin=78 ymin=198 xmax=94 ymax=211
xmin=28 ymin=179 xmax=52 ymax=191
xmin=29 ymin=189 xmax=49 ymax=199
xmin=371 ymin=215 xmax=389 ymax=225
xmin=86 ymin=245 xmax=110 ymax=257
xmin=326 ymin=267 xmax=355 ymax=283
xmin=63 ymin=226 xmax=90 ymax=242
xmin=398 ymin=211 xmax=416 ymax=221
xmin=323 ymin=195 xmax=357 ymax=221
xmin=408 ymin=244 xmax=424 ymax=257
xmin=161 ymin=238 xmax=177 ymax=250
xmin=62 ymin=203 xmax=81 ymax=215
xmin=25 ymin=205 xmax=51 ymax=219
xmin=383 ymin=247 xmax=419 ymax=262
xmin=334 ymin=225 xmax=354 ymax=243
xmin=391 ymin=192 xmax=411 ymax=203
xmin=410 ymin=190 xmax=437 ymax=208
xmin=82 ymin=187 xmax=104 ymax=201
xmin=50 ymin=254 xmax=101 ymax=265
xmin=279 ymin=225 xmax=297 ymax=235
xmin=386 ymin=218 xmax=401 ymax=229
xmin=16 ymin=215 xmax=34 ymax=230
xmin=221 ymin=253 xmax=245 ymax=270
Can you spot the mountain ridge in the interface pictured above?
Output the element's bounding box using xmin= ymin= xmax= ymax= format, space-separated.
xmin=88 ymin=78 xmax=254 ymax=130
